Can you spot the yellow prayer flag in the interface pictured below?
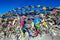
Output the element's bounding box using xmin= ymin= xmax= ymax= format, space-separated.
xmin=43 ymin=22 xmax=46 ymax=27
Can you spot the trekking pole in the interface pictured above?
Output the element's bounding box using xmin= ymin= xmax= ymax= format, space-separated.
xmin=50 ymin=28 xmax=54 ymax=40
xmin=51 ymin=31 xmax=54 ymax=40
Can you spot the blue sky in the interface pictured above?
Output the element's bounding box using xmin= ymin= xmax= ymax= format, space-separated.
xmin=0 ymin=0 xmax=60 ymax=14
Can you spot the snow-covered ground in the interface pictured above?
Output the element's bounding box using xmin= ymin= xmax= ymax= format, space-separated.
xmin=0 ymin=34 xmax=60 ymax=40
